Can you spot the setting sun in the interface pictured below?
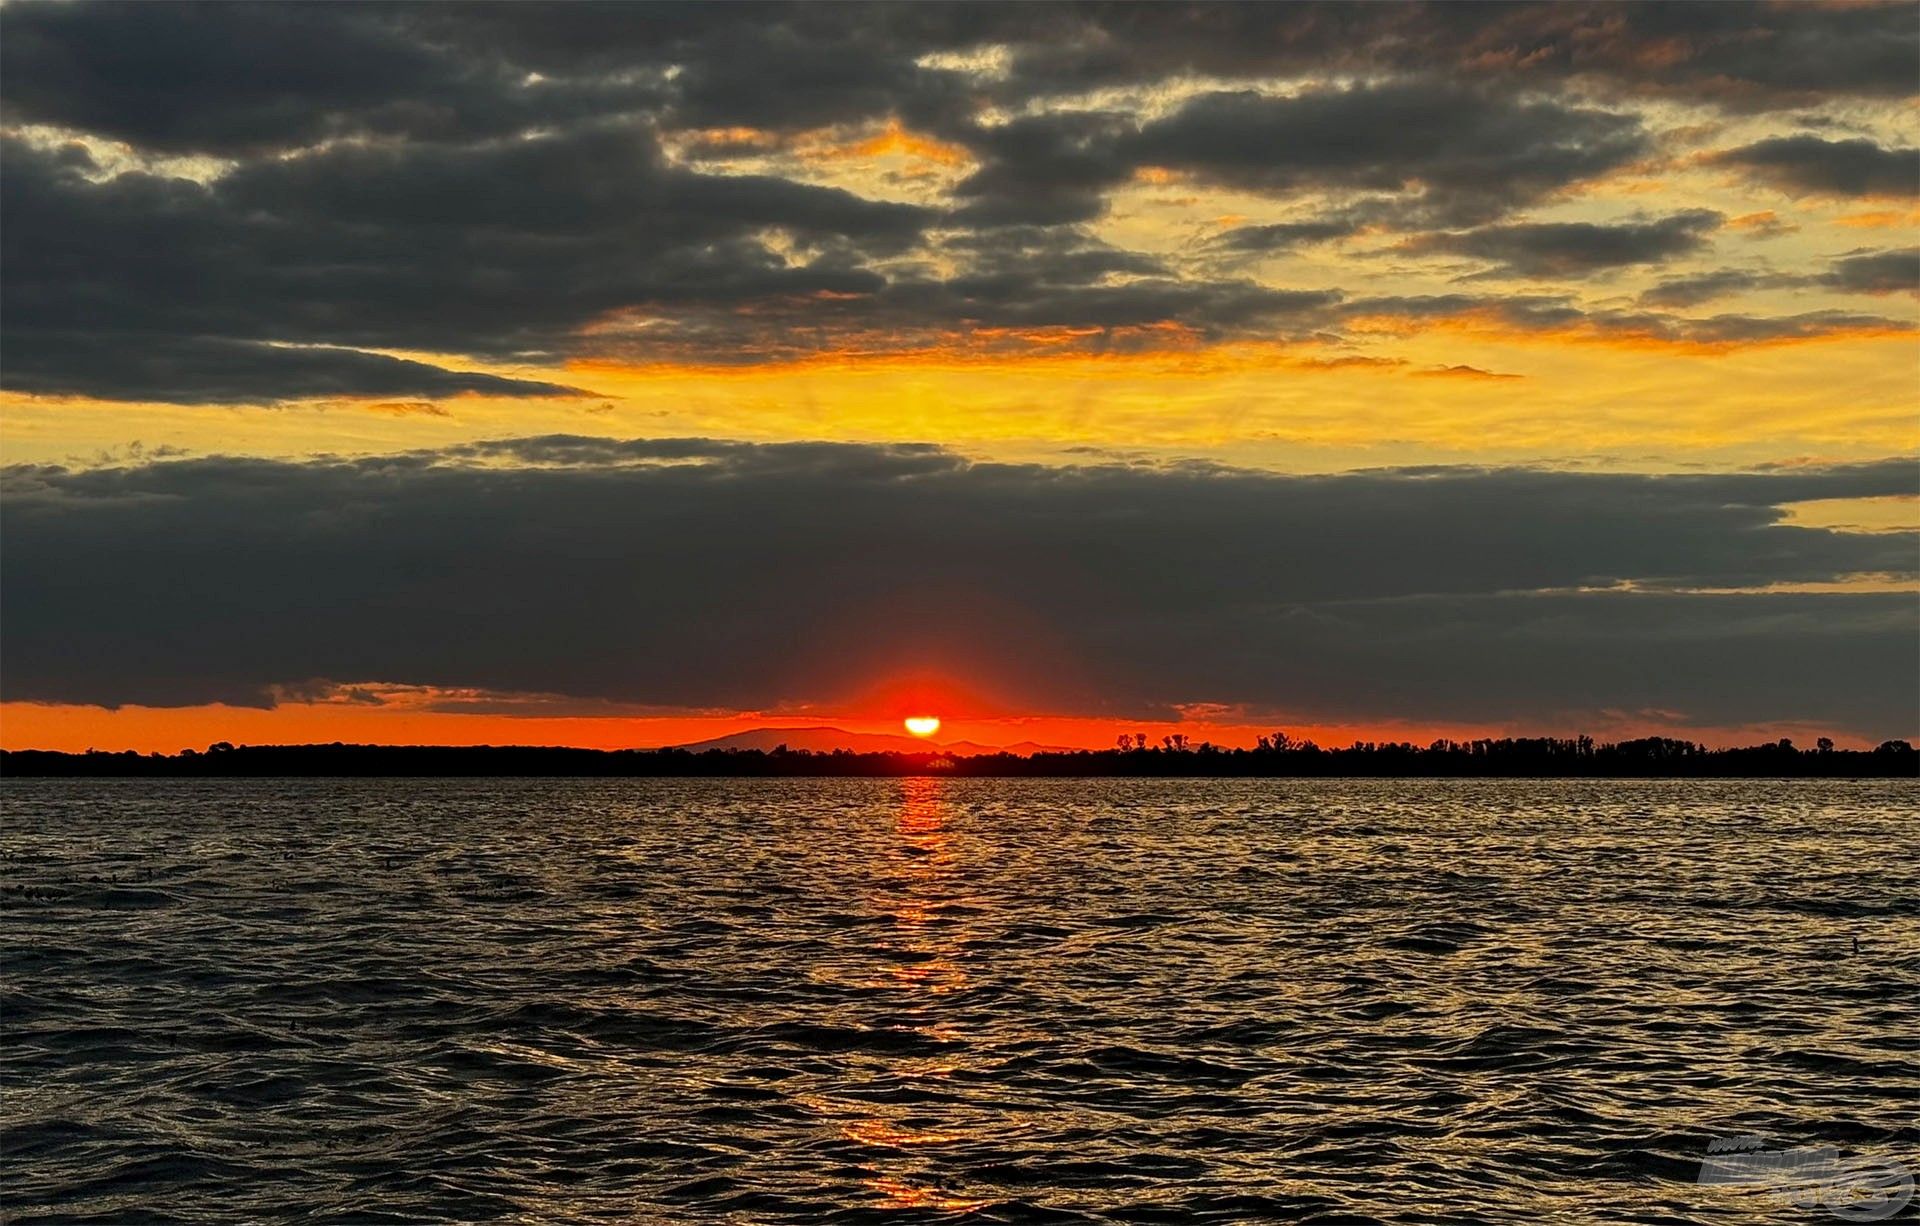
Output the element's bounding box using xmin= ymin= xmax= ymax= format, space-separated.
xmin=904 ymin=716 xmax=941 ymax=738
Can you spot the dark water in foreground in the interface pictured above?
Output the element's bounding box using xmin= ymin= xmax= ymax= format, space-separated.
xmin=2 ymin=778 xmax=1915 ymax=1224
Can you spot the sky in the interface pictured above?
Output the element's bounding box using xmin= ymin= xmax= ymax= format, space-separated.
xmin=1 ymin=0 xmax=1916 ymax=752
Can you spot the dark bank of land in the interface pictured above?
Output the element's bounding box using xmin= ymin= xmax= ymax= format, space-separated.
xmin=4 ymin=736 xmax=1916 ymax=778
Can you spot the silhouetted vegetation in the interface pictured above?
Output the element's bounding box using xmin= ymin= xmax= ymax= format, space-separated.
xmin=4 ymin=735 xmax=1914 ymax=778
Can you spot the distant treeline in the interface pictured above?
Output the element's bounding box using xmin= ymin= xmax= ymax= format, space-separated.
xmin=4 ymin=736 xmax=1916 ymax=778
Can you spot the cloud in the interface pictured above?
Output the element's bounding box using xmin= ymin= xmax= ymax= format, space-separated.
xmin=1820 ymin=247 xmax=1920 ymax=296
xmin=574 ymin=226 xmax=1344 ymax=363
xmin=0 ymin=334 xmax=589 ymax=406
xmin=1126 ymin=82 xmax=1649 ymax=226
xmin=1638 ymin=269 xmax=1779 ymax=309
xmin=0 ymin=128 xmax=926 ymax=397
xmin=1726 ymin=211 xmax=1797 ymax=240
xmin=3 ymin=441 xmax=1913 ymax=733
xmin=3 ymin=4 xmax=1915 ymax=395
xmin=947 ymin=111 xmax=1136 ymax=227
xmin=1677 ymin=310 xmax=1914 ymax=348
xmin=1406 ymin=211 xmax=1723 ymax=279
xmin=0 ymin=1 xmax=667 ymax=155
xmin=991 ymin=3 xmax=1920 ymax=111
xmin=1209 ymin=218 xmax=1364 ymax=255
xmin=1343 ymin=293 xmax=1913 ymax=350
xmin=1712 ymin=136 xmax=1920 ymax=199
xmin=6 ymin=3 xmax=1911 ymax=167
xmin=1637 ymin=248 xmax=1919 ymax=307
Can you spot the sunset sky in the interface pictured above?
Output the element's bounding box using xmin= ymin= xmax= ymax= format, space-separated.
xmin=2 ymin=1 xmax=1916 ymax=752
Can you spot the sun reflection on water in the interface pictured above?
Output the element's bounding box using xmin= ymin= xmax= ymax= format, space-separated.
xmin=845 ymin=776 xmax=987 ymax=1212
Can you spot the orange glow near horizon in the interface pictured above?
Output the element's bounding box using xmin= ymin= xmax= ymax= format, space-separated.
xmin=0 ymin=698 xmax=1896 ymax=755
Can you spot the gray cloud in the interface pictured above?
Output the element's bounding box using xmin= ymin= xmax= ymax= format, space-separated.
xmin=947 ymin=111 xmax=1137 ymax=228
xmin=1210 ymin=219 xmax=1363 ymax=255
xmin=1679 ymin=310 xmax=1913 ymax=346
xmin=0 ymin=1 xmax=668 ymax=155
xmin=1638 ymin=248 xmax=1919 ymax=307
xmin=1713 ymin=136 xmax=1919 ymax=199
xmin=3 ymin=441 xmax=1913 ymax=733
xmin=989 ymin=3 xmax=1920 ymax=112
xmin=1126 ymin=82 xmax=1649 ymax=227
xmin=0 ymin=334 xmax=590 ymax=406
xmin=6 ymin=3 xmax=1912 ymax=166
xmin=1408 ymin=211 xmax=1723 ymax=279
xmin=1820 ymin=248 xmax=1920 ymax=296
xmin=0 ymin=129 xmax=925 ymax=398
xmin=1637 ymin=269 xmax=1781 ymax=309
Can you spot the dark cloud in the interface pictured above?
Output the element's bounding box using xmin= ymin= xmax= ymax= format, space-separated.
xmin=217 ymin=125 xmax=927 ymax=245
xmin=3 ymin=441 xmax=1913 ymax=732
xmin=0 ymin=333 xmax=588 ymax=406
xmin=1638 ymin=248 xmax=1919 ymax=307
xmin=0 ymin=128 xmax=925 ymax=397
xmin=1678 ymin=310 xmax=1913 ymax=347
xmin=937 ymin=81 xmax=1655 ymax=241
xmin=1712 ymin=136 xmax=1920 ymax=199
xmin=1127 ymin=82 xmax=1649 ymax=226
xmin=990 ymin=3 xmax=1920 ymax=112
xmin=1407 ymin=211 xmax=1722 ymax=279
xmin=1820 ymin=248 xmax=1920 ymax=296
xmin=1213 ymin=590 xmax=1917 ymax=732
xmin=6 ymin=3 xmax=1911 ymax=165
xmin=0 ymin=1 xmax=667 ymax=155
xmin=947 ymin=111 xmax=1137 ymax=228
xmin=1637 ymin=269 xmax=1778 ymax=309
xmin=1210 ymin=219 xmax=1363 ymax=255
xmin=1432 ymin=2 xmax=1918 ymax=109
xmin=2 ymin=122 xmax=1341 ymax=387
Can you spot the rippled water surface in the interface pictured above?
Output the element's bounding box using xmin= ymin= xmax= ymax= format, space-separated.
xmin=4 ymin=778 xmax=1916 ymax=1223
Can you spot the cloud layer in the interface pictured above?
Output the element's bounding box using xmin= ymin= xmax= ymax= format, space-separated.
xmin=5 ymin=441 xmax=1914 ymax=734
xmin=2 ymin=1 xmax=1915 ymax=400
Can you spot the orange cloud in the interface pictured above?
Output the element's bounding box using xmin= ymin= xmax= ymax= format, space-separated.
xmin=674 ymin=126 xmax=785 ymax=157
xmin=1835 ymin=208 xmax=1920 ymax=229
xmin=787 ymin=119 xmax=972 ymax=174
xmin=839 ymin=119 xmax=970 ymax=167
xmin=1726 ymin=210 xmax=1798 ymax=237
xmin=1131 ymin=166 xmax=1187 ymax=186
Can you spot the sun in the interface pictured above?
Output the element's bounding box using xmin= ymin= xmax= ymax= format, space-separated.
xmin=904 ymin=716 xmax=941 ymax=738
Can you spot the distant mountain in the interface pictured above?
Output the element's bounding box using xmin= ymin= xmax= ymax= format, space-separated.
xmin=669 ymin=727 xmax=1075 ymax=756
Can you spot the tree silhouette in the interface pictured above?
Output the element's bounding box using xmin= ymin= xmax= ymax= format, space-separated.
xmin=2 ymin=734 xmax=1914 ymax=778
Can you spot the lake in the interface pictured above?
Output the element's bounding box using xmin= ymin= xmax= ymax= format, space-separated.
xmin=3 ymin=778 xmax=1915 ymax=1223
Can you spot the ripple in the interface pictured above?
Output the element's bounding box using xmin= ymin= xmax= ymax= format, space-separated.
xmin=3 ymin=777 xmax=1915 ymax=1223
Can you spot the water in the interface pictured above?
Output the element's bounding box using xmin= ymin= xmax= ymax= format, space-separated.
xmin=3 ymin=778 xmax=1915 ymax=1223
